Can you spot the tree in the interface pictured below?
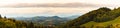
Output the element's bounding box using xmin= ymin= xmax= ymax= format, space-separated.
xmin=27 ymin=22 xmax=34 ymax=28
xmin=4 ymin=16 xmax=7 ymax=19
xmin=0 ymin=14 xmax=2 ymax=18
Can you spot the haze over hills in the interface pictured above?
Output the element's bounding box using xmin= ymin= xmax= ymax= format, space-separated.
xmin=13 ymin=15 xmax=80 ymax=26
xmin=14 ymin=15 xmax=80 ymax=20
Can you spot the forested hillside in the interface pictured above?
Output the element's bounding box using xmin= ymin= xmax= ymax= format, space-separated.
xmin=58 ymin=7 xmax=120 ymax=28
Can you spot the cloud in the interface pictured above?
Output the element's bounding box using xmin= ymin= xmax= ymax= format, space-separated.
xmin=0 ymin=3 xmax=110 ymax=8
xmin=0 ymin=7 xmax=95 ymax=17
xmin=0 ymin=8 xmax=83 ymax=14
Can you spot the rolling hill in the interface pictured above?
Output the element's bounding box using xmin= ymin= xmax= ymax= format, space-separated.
xmin=80 ymin=16 xmax=120 ymax=28
xmin=59 ymin=7 xmax=120 ymax=28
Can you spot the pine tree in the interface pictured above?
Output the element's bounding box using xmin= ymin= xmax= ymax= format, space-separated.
xmin=27 ymin=22 xmax=34 ymax=28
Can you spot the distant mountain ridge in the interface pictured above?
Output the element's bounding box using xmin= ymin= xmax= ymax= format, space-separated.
xmin=14 ymin=15 xmax=80 ymax=26
xmin=14 ymin=15 xmax=80 ymax=20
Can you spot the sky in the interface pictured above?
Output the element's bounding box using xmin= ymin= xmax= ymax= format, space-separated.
xmin=0 ymin=0 xmax=120 ymax=17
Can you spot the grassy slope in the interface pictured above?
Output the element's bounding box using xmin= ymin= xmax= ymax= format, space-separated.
xmin=81 ymin=16 xmax=120 ymax=28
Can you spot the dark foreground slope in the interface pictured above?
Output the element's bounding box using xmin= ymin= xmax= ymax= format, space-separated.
xmin=58 ymin=7 xmax=120 ymax=28
xmin=58 ymin=7 xmax=111 ymax=28
xmin=0 ymin=17 xmax=27 ymax=28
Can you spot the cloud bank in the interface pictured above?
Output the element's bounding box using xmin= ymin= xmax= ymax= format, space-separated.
xmin=0 ymin=7 xmax=96 ymax=17
xmin=0 ymin=3 xmax=112 ymax=8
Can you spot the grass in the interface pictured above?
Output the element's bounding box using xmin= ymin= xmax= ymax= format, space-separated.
xmin=80 ymin=16 xmax=120 ymax=28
